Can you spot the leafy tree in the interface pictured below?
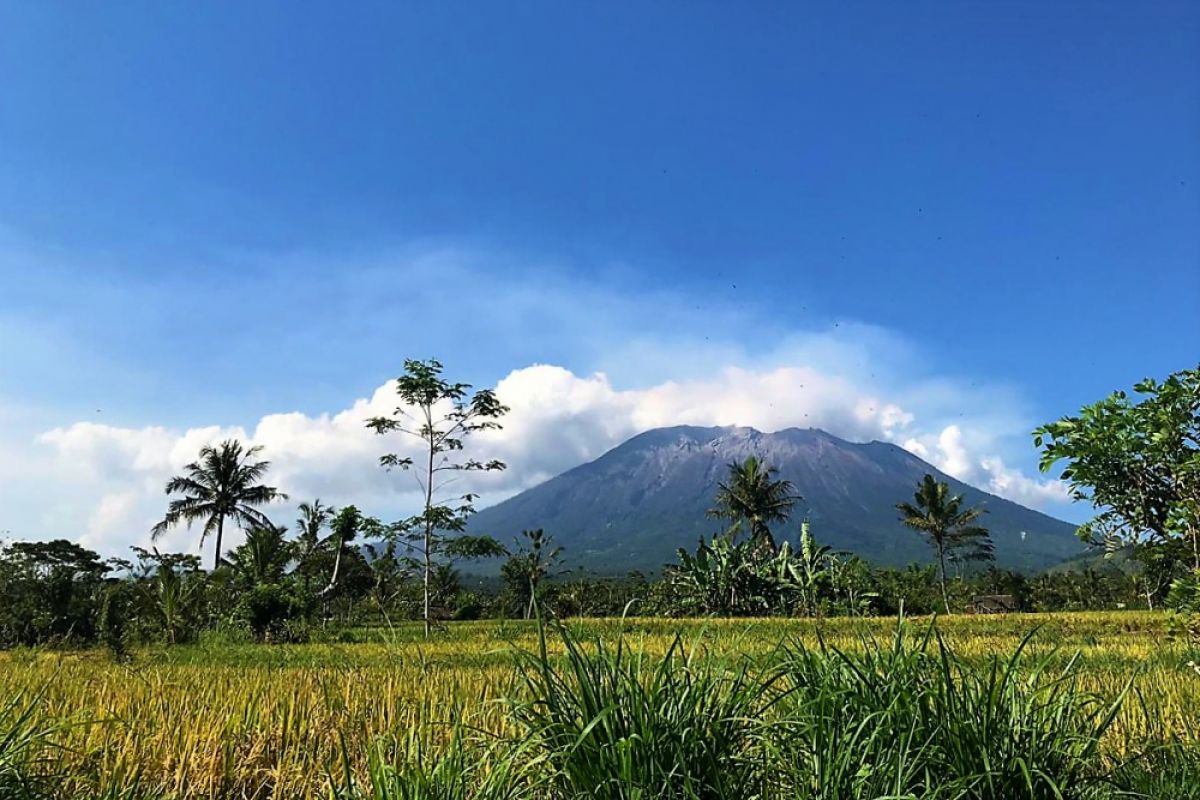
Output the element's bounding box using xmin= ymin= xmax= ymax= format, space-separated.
xmin=151 ymin=440 xmax=288 ymax=570
xmin=707 ymin=456 xmax=799 ymax=555
xmin=98 ymin=581 xmax=134 ymax=662
xmin=501 ymin=529 xmax=563 ymax=618
xmin=0 ymin=540 xmax=110 ymax=646
xmin=366 ymin=358 xmax=509 ymax=636
xmin=827 ymin=554 xmax=878 ymax=615
xmin=362 ymin=539 xmax=411 ymax=622
xmin=1034 ymin=366 xmax=1200 ymax=569
xmin=896 ymin=474 xmax=993 ymax=613
xmin=873 ymin=563 xmax=945 ymax=616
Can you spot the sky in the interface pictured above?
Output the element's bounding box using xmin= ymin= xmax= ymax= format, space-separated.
xmin=0 ymin=2 xmax=1197 ymax=557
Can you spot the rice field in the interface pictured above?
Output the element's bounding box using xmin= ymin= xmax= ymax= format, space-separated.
xmin=2 ymin=612 xmax=1198 ymax=799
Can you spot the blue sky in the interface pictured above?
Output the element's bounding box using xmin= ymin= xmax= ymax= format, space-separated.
xmin=0 ymin=2 xmax=1197 ymax=551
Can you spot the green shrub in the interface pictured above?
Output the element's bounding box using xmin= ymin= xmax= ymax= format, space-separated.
xmin=510 ymin=620 xmax=763 ymax=800
xmin=765 ymin=624 xmax=1125 ymax=800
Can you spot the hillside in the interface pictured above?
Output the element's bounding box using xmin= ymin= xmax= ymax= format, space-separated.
xmin=469 ymin=425 xmax=1083 ymax=573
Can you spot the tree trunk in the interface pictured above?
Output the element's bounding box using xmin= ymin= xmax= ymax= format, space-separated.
xmin=754 ymin=520 xmax=778 ymax=558
xmin=213 ymin=515 xmax=224 ymax=572
xmin=320 ymin=536 xmax=345 ymax=597
xmin=937 ymin=542 xmax=951 ymax=615
xmin=423 ymin=430 xmax=435 ymax=639
xmin=423 ymin=524 xmax=432 ymax=638
xmin=1191 ymin=523 xmax=1199 ymax=572
xmin=318 ymin=535 xmax=345 ymax=629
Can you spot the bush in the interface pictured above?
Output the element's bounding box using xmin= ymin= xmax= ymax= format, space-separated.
xmin=236 ymin=583 xmax=305 ymax=642
xmin=98 ymin=583 xmax=133 ymax=663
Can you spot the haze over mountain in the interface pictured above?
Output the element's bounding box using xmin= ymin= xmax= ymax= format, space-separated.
xmin=470 ymin=426 xmax=1083 ymax=574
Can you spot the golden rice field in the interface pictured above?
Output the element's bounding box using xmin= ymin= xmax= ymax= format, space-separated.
xmin=2 ymin=612 xmax=1198 ymax=800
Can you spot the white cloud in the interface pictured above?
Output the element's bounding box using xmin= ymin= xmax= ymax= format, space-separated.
xmin=17 ymin=351 xmax=1071 ymax=558
xmin=936 ymin=424 xmax=974 ymax=480
xmin=0 ymin=240 xmax=1073 ymax=556
xmin=979 ymin=456 xmax=1071 ymax=507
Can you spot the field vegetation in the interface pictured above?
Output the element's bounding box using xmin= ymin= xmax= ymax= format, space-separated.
xmin=1 ymin=612 xmax=1199 ymax=799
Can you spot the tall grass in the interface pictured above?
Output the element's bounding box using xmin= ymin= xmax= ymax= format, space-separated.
xmin=333 ymin=724 xmax=526 ymax=800
xmin=764 ymin=625 xmax=1126 ymax=799
xmin=0 ymin=688 xmax=56 ymax=799
xmin=0 ymin=613 xmax=1197 ymax=799
xmin=347 ymin=617 xmax=1139 ymax=800
xmin=509 ymin=621 xmax=764 ymax=799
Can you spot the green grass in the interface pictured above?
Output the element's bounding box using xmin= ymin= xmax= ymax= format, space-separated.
xmin=0 ymin=612 xmax=1198 ymax=799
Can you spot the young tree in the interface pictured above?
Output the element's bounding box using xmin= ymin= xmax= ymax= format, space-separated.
xmin=501 ymin=528 xmax=563 ymax=618
xmin=707 ymin=456 xmax=799 ymax=555
xmin=366 ymin=358 xmax=509 ymax=636
xmin=226 ymin=525 xmax=294 ymax=585
xmin=1034 ymin=366 xmax=1200 ymax=569
xmin=896 ymin=474 xmax=993 ymax=614
xmin=131 ymin=548 xmax=204 ymax=644
xmin=293 ymin=499 xmax=335 ymax=598
xmin=151 ymin=440 xmax=288 ymax=570
xmin=788 ymin=520 xmax=837 ymax=616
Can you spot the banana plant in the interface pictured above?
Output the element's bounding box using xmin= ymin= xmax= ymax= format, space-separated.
xmin=668 ymin=524 xmax=764 ymax=614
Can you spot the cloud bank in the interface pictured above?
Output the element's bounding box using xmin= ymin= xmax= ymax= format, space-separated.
xmin=25 ymin=349 xmax=1068 ymax=557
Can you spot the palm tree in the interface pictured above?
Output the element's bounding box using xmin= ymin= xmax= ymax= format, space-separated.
xmin=896 ymin=474 xmax=992 ymax=614
xmin=296 ymin=500 xmax=335 ymax=555
xmin=294 ymin=499 xmax=335 ymax=595
xmin=226 ymin=524 xmax=293 ymax=584
xmin=151 ymin=440 xmax=287 ymax=570
xmin=707 ymin=456 xmax=799 ymax=555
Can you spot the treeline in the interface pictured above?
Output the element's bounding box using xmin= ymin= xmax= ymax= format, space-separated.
xmin=0 ymin=527 xmax=1154 ymax=653
xmin=1 ymin=360 xmax=1196 ymax=650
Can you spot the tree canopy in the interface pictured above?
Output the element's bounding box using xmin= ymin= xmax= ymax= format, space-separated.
xmin=1035 ymin=365 xmax=1200 ymax=569
xmin=707 ymin=455 xmax=799 ymax=555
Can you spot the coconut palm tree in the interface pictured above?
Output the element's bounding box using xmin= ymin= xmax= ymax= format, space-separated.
xmin=151 ymin=440 xmax=287 ymax=570
xmin=707 ymin=456 xmax=799 ymax=555
xmin=296 ymin=500 xmax=335 ymax=555
xmin=896 ymin=474 xmax=992 ymax=614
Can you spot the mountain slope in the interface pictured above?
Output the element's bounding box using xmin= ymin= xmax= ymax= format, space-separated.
xmin=469 ymin=425 xmax=1083 ymax=573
